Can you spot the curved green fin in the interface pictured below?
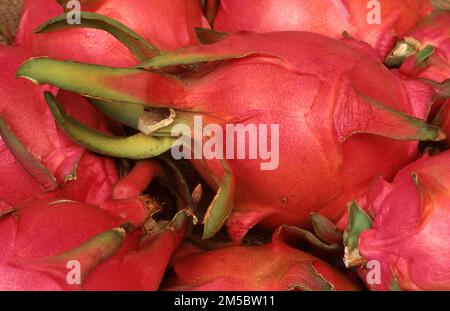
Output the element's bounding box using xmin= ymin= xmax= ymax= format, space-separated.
xmin=35 ymin=11 xmax=160 ymax=61
xmin=49 ymin=227 xmax=126 ymax=283
xmin=202 ymin=159 xmax=235 ymax=240
xmin=90 ymin=98 xmax=143 ymax=129
xmin=17 ymin=57 xmax=184 ymax=107
xmin=138 ymin=49 xmax=263 ymax=70
xmin=336 ymin=85 xmax=446 ymax=142
xmin=44 ymin=92 xmax=175 ymax=159
xmin=343 ymin=202 xmax=372 ymax=268
xmin=0 ymin=116 xmax=57 ymax=189
xmin=415 ymin=45 xmax=435 ymax=64
xmin=168 ymin=209 xmax=196 ymax=233
xmin=272 ymin=225 xmax=340 ymax=253
xmin=137 ymin=34 xmax=278 ymax=69
xmin=17 ymin=58 xmax=142 ymax=103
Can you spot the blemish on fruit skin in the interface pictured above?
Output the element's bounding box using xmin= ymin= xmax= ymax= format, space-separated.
xmin=281 ymin=197 xmax=288 ymax=205
xmin=393 ymin=43 xmax=410 ymax=57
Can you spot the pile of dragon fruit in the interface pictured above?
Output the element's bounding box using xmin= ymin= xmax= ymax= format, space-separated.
xmin=0 ymin=0 xmax=449 ymax=291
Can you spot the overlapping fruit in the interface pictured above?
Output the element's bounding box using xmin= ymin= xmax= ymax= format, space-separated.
xmin=0 ymin=0 xmax=449 ymax=291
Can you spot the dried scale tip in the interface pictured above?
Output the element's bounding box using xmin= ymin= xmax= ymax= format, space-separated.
xmin=385 ymin=38 xmax=421 ymax=67
xmin=138 ymin=108 xmax=177 ymax=135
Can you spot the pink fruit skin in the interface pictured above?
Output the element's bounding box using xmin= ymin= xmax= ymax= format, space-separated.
xmin=166 ymin=227 xmax=359 ymax=291
xmin=212 ymin=0 xmax=432 ymax=60
xmin=14 ymin=0 xmax=209 ymax=66
xmin=0 ymin=44 xmax=118 ymax=207
xmin=0 ymin=194 xmax=185 ymax=290
xmin=356 ymin=151 xmax=450 ymax=290
xmin=149 ymin=32 xmax=436 ymax=241
xmin=399 ymin=11 xmax=450 ymax=82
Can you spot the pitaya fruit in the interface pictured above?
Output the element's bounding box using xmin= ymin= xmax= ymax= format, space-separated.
xmin=0 ymin=44 xmax=118 ymax=207
xmin=386 ymin=10 xmax=450 ymax=82
xmin=343 ymin=150 xmax=450 ymax=290
xmin=164 ymin=225 xmax=359 ymax=291
xmin=18 ymin=31 xmax=447 ymax=242
xmin=14 ymin=0 xmax=209 ymax=67
xmin=0 ymin=196 xmax=193 ymax=290
xmin=207 ymin=0 xmax=432 ymax=59
xmin=0 ymin=157 xmax=198 ymax=290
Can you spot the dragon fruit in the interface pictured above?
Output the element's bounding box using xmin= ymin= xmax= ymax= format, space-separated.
xmin=0 ymin=196 xmax=192 ymax=290
xmin=343 ymin=150 xmax=450 ymax=290
xmin=0 ymin=44 xmax=118 ymax=208
xmin=18 ymin=30 xmax=448 ymax=242
xmin=208 ymin=0 xmax=432 ymax=59
xmin=14 ymin=0 xmax=209 ymax=67
xmin=386 ymin=10 xmax=450 ymax=83
xmin=164 ymin=225 xmax=359 ymax=291
xmin=0 ymin=158 xmax=197 ymax=290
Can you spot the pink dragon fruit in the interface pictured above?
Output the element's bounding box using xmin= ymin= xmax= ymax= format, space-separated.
xmin=14 ymin=0 xmax=209 ymax=67
xmin=18 ymin=31 xmax=447 ymax=242
xmin=0 ymin=44 xmax=118 ymax=208
xmin=164 ymin=225 xmax=359 ymax=291
xmin=207 ymin=0 xmax=432 ymax=59
xmin=343 ymin=150 xmax=450 ymax=290
xmin=386 ymin=10 xmax=450 ymax=82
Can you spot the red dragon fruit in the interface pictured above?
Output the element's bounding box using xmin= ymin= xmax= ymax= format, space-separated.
xmin=17 ymin=31 xmax=447 ymax=242
xmin=386 ymin=10 xmax=450 ymax=83
xmin=207 ymin=0 xmax=432 ymax=59
xmin=343 ymin=150 xmax=450 ymax=290
xmin=164 ymin=225 xmax=359 ymax=291
xmin=0 ymin=157 xmax=197 ymax=290
xmin=14 ymin=0 xmax=209 ymax=67
xmin=0 ymin=195 xmax=193 ymax=290
xmin=0 ymin=44 xmax=119 ymax=209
